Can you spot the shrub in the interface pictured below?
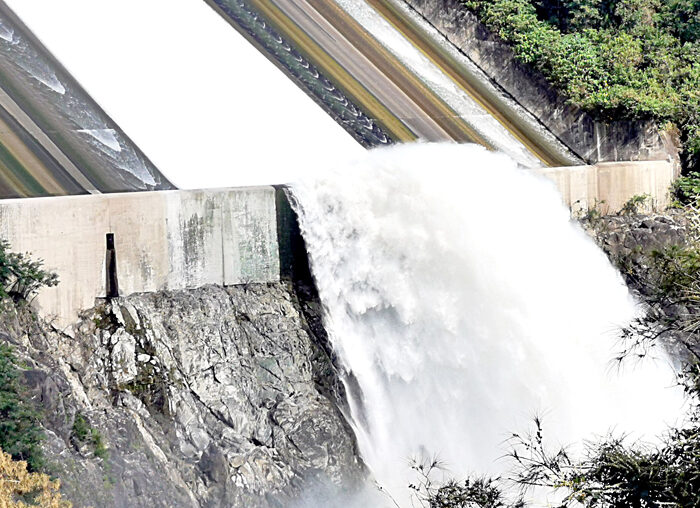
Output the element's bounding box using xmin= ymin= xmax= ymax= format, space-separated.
xmin=674 ymin=170 xmax=700 ymax=204
xmin=507 ymin=413 xmax=700 ymax=507
xmin=70 ymin=412 xmax=108 ymax=461
xmin=407 ymin=458 xmax=523 ymax=508
xmin=620 ymin=193 xmax=650 ymax=215
xmin=70 ymin=413 xmax=90 ymax=443
xmin=0 ymin=240 xmax=57 ymax=304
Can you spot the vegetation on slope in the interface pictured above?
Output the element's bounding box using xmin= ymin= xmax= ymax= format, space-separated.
xmin=0 ymin=240 xmax=57 ymax=304
xmin=0 ymin=344 xmax=44 ymax=473
xmin=463 ymin=0 xmax=700 ymax=172
xmin=0 ymin=241 xmax=57 ymax=479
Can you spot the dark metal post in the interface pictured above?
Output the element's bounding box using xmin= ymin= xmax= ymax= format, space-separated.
xmin=106 ymin=233 xmax=119 ymax=298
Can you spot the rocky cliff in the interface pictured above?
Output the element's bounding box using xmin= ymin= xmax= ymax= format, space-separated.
xmin=2 ymin=282 xmax=364 ymax=507
xmin=582 ymin=209 xmax=698 ymax=362
xmin=582 ymin=211 xmax=689 ymax=296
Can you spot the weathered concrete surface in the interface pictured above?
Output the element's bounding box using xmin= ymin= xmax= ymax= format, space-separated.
xmin=3 ymin=282 xmax=365 ymax=507
xmin=399 ymin=0 xmax=679 ymax=168
xmin=535 ymin=160 xmax=674 ymax=213
xmin=0 ymin=187 xmax=280 ymax=326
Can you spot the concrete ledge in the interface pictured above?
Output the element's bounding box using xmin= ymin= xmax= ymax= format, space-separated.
xmin=0 ymin=187 xmax=280 ymax=326
xmin=535 ymin=160 xmax=674 ymax=214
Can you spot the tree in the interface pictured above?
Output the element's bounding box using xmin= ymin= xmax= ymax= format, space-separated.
xmin=0 ymin=447 xmax=70 ymax=507
xmin=0 ymin=344 xmax=44 ymax=472
xmin=660 ymin=0 xmax=700 ymax=43
xmin=0 ymin=240 xmax=57 ymax=304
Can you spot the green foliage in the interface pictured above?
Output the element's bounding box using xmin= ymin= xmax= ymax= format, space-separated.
xmin=572 ymin=198 xmax=606 ymax=222
xmin=0 ymin=240 xmax=57 ymax=304
xmin=422 ymin=479 xmax=517 ymax=508
xmin=0 ymin=245 xmax=57 ymax=471
xmin=674 ymin=170 xmax=700 ymax=204
xmin=508 ymin=413 xmax=700 ymax=507
xmin=533 ymin=0 xmax=608 ymax=31
xmin=71 ymin=412 xmax=108 ymax=461
xmin=463 ymin=0 xmax=700 ymax=173
xmin=648 ymin=244 xmax=700 ymax=300
xmin=620 ymin=193 xmax=650 ymax=215
xmin=0 ymin=344 xmax=44 ymax=472
xmin=659 ymin=0 xmax=700 ymax=43
xmin=92 ymin=429 xmax=108 ymax=461
xmin=70 ymin=413 xmax=90 ymax=443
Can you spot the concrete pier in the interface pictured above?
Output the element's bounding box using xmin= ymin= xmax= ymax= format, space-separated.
xmin=536 ymin=160 xmax=674 ymax=213
xmin=0 ymin=187 xmax=280 ymax=326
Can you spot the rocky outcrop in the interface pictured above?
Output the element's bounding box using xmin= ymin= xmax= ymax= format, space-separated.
xmin=2 ymin=282 xmax=364 ymax=507
xmin=581 ymin=211 xmax=698 ymax=361
xmin=581 ymin=211 xmax=689 ymax=296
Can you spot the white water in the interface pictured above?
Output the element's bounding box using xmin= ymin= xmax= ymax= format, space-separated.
xmin=17 ymin=58 xmax=66 ymax=94
xmin=334 ymin=0 xmax=541 ymax=168
xmin=0 ymin=20 xmax=14 ymax=43
xmin=77 ymin=128 xmax=122 ymax=152
xmin=291 ymin=143 xmax=685 ymax=506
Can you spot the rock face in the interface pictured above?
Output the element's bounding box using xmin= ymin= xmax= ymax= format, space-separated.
xmin=581 ymin=211 xmax=696 ymax=360
xmin=582 ymin=211 xmax=689 ymax=296
xmin=2 ymin=282 xmax=364 ymax=507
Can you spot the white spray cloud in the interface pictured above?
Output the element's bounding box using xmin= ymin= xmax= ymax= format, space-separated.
xmin=291 ymin=143 xmax=685 ymax=506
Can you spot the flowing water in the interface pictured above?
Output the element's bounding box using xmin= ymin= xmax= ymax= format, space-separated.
xmin=290 ymin=143 xmax=685 ymax=506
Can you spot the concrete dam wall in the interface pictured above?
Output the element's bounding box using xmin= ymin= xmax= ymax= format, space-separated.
xmin=535 ymin=160 xmax=674 ymax=213
xmin=0 ymin=160 xmax=673 ymax=327
xmin=0 ymin=187 xmax=280 ymax=326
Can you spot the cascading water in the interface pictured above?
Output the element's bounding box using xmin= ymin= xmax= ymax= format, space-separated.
xmin=290 ymin=143 xmax=685 ymax=506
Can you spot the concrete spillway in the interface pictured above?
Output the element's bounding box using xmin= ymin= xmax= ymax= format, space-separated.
xmin=206 ymin=0 xmax=578 ymax=167
xmin=204 ymin=0 xmax=676 ymax=170
xmin=0 ymin=1 xmax=174 ymax=198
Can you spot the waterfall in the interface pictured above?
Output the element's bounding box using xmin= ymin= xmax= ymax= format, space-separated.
xmin=289 ymin=143 xmax=685 ymax=506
